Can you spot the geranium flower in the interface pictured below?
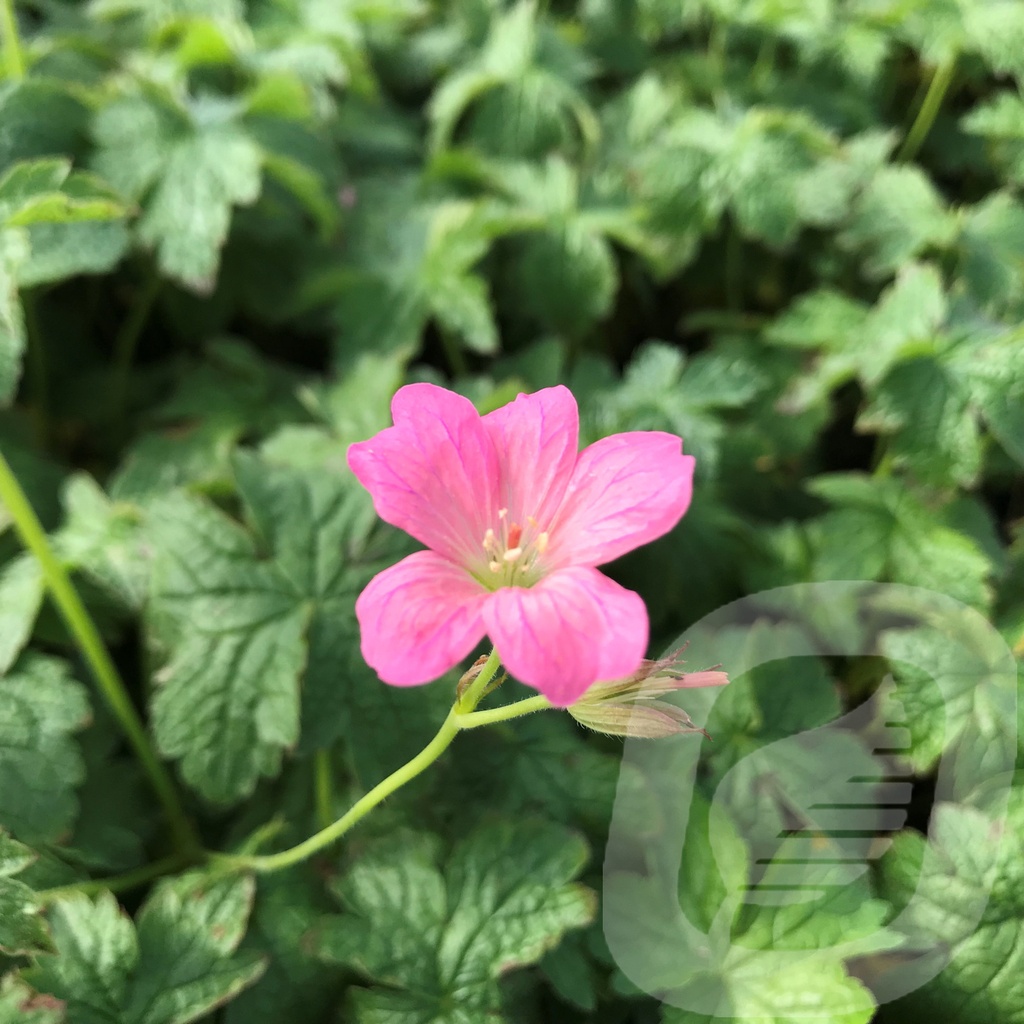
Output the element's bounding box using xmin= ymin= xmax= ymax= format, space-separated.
xmin=347 ymin=383 xmax=695 ymax=706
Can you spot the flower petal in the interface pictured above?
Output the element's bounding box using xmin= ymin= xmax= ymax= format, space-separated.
xmin=481 ymin=385 xmax=579 ymax=529
xmin=347 ymin=383 xmax=500 ymax=564
xmin=483 ymin=567 xmax=648 ymax=705
xmin=355 ymin=550 xmax=489 ymax=686
xmin=546 ymin=432 xmax=695 ymax=567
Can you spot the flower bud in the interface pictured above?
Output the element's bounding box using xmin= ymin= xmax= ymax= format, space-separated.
xmin=567 ymin=650 xmax=728 ymax=739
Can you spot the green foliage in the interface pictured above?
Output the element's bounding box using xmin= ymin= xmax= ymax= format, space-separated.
xmin=0 ymin=0 xmax=1022 ymax=1020
xmin=0 ymin=832 xmax=51 ymax=957
xmin=25 ymin=873 xmax=265 ymax=1024
xmin=316 ymin=820 xmax=595 ymax=1023
xmin=879 ymin=788 xmax=1024 ymax=1023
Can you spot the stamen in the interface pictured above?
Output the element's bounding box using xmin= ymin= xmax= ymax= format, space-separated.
xmin=489 ymin=560 xmax=501 ymax=573
xmin=536 ymin=532 xmax=549 ymax=553
xmin=503 ymin=547 xmax=523 ymax=563
xmin=498 ymin=508 xmax=508 ymax=520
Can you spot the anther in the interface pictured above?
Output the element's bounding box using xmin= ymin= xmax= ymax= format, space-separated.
xmin=503 ymin=547 xmax=523 ymax=563
xmin=536 ymin=532 xmax=549 ymax=553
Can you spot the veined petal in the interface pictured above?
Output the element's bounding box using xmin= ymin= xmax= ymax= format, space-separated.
xmin=347 ymin=383 xmax=500 ymax=564
xmin=546 ymin=432 xmax=695 ymax=568
xmin=482 ymin=386 xmax=579 ymax=529
xmin=483 ymin=567 xmax=648 ymax=706
xmin=355 ymin=550 xmax=489 ymax=686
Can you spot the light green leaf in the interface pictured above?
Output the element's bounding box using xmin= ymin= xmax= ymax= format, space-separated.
xmin=25 ymin=873 xmax=265 ymax=1024
xmin=0 ymin=832 xmax=51 ymax=956
xmin=148 ymin=453 xmax=388 ymax=803
xmin=0 ymin=554 xmax=44 ymax=673
xmin=0 ymin=656 xmax=90 ymax=845
xmin=0 ymin=973 xmax=63 ymax=1024
xmin=858 ymin=356 xmax=983 ymax=487
xmin=317 ymin=820 xmax=595 ymax=1024
xmin=807 ymin=475 xmax=995 ymax=609
xmin=879 ymin=790 xmax=1024 ymax=1024
xmin=840 ymin=165 xmax=956 ymax=277
xmin=879 ymin=616 xmax=1018 ymax=773
xmin=94 ymin=94 xmax=262 ymax=291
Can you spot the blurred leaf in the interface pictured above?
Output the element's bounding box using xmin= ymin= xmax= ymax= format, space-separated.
xmin=807 ymin=474 xmax=995 ymax=609
xmin=0 ymin=832 xmax=51 ymax=956
xmin=879 ymin=790 xmax=1024 ymax=1023
xmin=0 ymin=656 xmax=90 ymax=846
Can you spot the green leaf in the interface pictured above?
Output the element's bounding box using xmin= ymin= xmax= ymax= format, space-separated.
xmin=512 ymin=224 xmax=616 ymax=336
xmin=0 ymin=655 xmax=90 ymax=845
xmin=316 ymin=820 xmax=594 ymax=1024
xmin=701 ymin=622 xmax=880 ymax=847
xmin=591 ymin=341 xmax=767 ymax=476
xmin=958 ymin=192 xmax=1024 ymax=314
xmin=807 ymin=475 xmax=996 ymax=609
xmin=147 ymin=452 xmax=387 ymax=803
xmin=0 ymin=554 xmax=44 ymax=673
xmin=607 ymin=810 xmax=883 ymax=1024
xmin=878 ymin=615 xmax=1018 ymax=774
xmin=0 ymin=221 xmax=28 ymax=406
xmin=878 ymin=790 xmax=1024 ymax=1023
xmin=841 ymin=165 xmax=956 ymax=277
xmin=0 ymin=832 xmax=51 ymax=956
xmin=25 ymin=873 xmax=265 ymax=1024
xmin=94 ymin=94 xmax=262 ymax=291
xmin=859 ymin=355 xmax=983 ymax=487
xmin=224 ymin=871 xmax=343 ymax=1024
xmin=0 ymin=973 xmax=63 ymax=1024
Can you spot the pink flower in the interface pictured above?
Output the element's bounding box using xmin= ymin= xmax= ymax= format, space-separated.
xmin=347 ymin=384 xmax=695 ymax=706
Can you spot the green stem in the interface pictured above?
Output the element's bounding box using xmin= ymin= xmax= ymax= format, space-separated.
xmin=899 ymin=56 xmax=956 ymax=163
xmin=212 ymin=709 xmax=463 ymax=873
xmin=314 ymin=749 xmax=333 ymax=831
xmin=112 ymin=268 xmax=160 ymax=428
xmin=1 ymin=0 xmax=24 ymax=80
xmin=37 ymin=855 xmax=186 ymax=903
xmin=213 ymin=650 xmax=508 ymax=874
xmin=454 ymin=693 xmax=551 ymax=729
xmin=0 ymin=452 xmax=200 ymax=859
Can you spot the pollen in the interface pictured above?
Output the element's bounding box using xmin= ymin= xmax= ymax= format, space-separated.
xmin=503 ymin=546 xmax=523 ymax=563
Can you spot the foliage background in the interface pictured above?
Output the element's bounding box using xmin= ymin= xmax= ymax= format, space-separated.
xmin=1 ymin=0 xmax=1023 ymax=1022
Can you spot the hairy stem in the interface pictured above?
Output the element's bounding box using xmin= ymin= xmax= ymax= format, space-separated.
xmin=454 ymin=693 xmax=552 ymax=728
xmin=0 ymin=452 xmax=200 ymax=859
xmin=212 ymin=648 xmax=534 ymax=873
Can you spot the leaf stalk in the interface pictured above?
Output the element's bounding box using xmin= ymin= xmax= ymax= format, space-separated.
xmin=0 ymin=451 xmax=201 ymax=859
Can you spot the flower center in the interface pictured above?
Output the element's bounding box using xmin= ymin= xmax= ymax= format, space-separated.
xmin=479 ymin=508 xmax=549 ymax=588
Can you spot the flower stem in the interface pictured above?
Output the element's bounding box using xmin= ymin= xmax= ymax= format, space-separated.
xmin=899 ymin=56 xmax=956 ymax=163
xmin=1 ymin=0 xmax=25 ymax=80
xmin=0 ymin=451 xmax=200 ymax=860
xmin=212 ymin=649 xmax=513 ymax=874
xmin=454 ymin=694 xmax=552 ymax=728
xmin=211 ymin=708 xmax=463 ymax=873
xmin=36 ymin=854 xmax=187 ymax=904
